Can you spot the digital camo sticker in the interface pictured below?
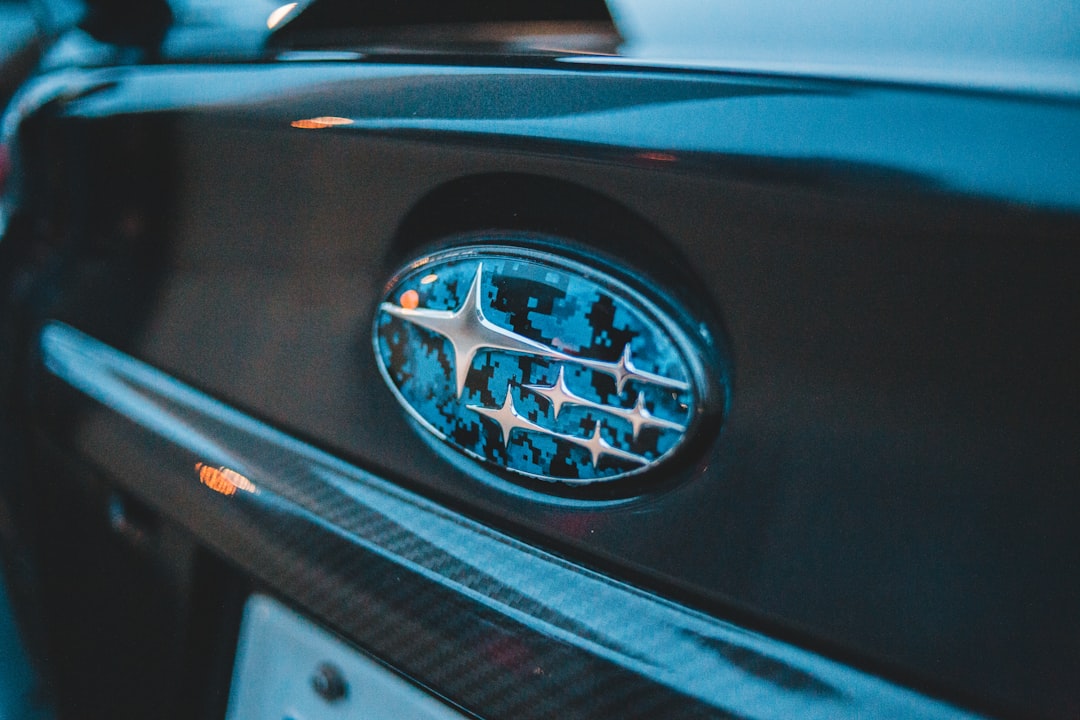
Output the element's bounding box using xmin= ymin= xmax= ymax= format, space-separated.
xmin=373 ymin=247 xmax=703 ymax=486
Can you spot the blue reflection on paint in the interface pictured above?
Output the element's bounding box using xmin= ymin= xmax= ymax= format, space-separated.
xmin=334 ymin=90 xmax=1080 ymax=210
xmin=53 ymin=62 xmax=1080 ymax=211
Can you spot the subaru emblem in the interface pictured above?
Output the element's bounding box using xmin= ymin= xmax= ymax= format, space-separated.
xmin=373 ymin=243 xmax=720 ymax=489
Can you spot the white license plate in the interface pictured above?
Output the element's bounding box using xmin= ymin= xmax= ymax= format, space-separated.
xmin=227 ymin=595 xmax=468 ymax=720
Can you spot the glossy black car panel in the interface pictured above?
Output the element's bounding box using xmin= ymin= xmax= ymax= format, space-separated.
xmin=1 ymin=2 xmax=1078 ymax=719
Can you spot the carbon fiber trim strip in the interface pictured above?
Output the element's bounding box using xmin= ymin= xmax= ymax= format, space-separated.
xmin=37 ymin=321 xmax=987 ymax=720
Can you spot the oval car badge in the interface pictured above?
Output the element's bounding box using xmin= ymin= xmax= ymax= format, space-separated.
xmin=373 ymin=245 xmax=715 ymax=487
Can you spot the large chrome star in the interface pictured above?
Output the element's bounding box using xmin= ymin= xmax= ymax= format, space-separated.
xmin=380 ymin=263 xmax=688 ymax=398
xmin=381 ymin=264 xmax=560 ymax=397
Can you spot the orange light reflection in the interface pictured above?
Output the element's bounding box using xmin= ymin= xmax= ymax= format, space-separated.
xmin=290 ymin=117 xmax=354 ymax=130
xmin=196 ymin=463 xmax=257 ymax=496
xmin=636 ymin=151 xmax=678 ymax=163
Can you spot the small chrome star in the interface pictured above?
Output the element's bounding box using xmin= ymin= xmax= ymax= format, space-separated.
xmin=466 ymin=385 xmax=534 ymax=447
xmin=522 ymin=366 xmax=578 ymax=418
xmin=579 ymin=421 xmax=647 ymax=467
xmin=469 ymin=382 xmax=647 ymax=468
xmin=525 ymin=366 xmax=686 ymax=440
xmin=580 ymin=343 xmax=689 ymax=394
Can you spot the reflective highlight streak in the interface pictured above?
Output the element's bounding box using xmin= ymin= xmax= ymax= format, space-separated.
xmin=266 ymin=2 xmax=298 ymax=30
xmin=196 ymin=463 xmax=257 ymax=496
xmin=39 ymin=322 xmax=987 ymax=720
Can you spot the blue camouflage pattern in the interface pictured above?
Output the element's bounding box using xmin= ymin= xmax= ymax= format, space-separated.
xmin=373 ymin=248 xmax=697 ymax=485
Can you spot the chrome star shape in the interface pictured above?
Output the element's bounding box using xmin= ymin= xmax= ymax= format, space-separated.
xmin=379 ymin=263 xmax=689 ymax=471
xmin=523 ymin=366 xmax=685 ymax=441
xmin=381 ymin=264 xmax=562 ymax=398
xmin=468 ymin=385 xmax=646 ymax=467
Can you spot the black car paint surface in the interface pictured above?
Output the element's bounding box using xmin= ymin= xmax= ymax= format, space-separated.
xmin=0 ymin=2 xmax=1078 ymax=720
